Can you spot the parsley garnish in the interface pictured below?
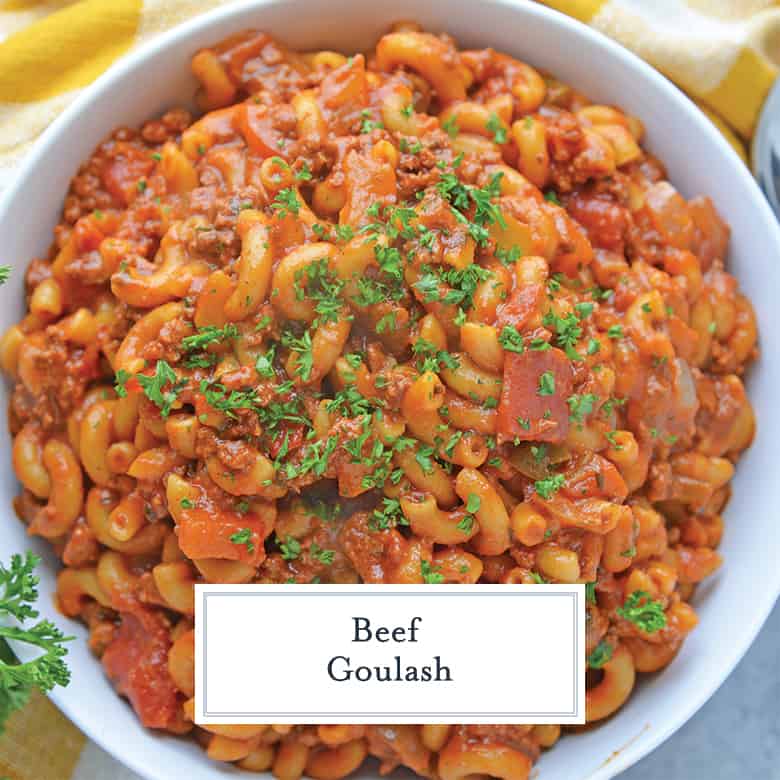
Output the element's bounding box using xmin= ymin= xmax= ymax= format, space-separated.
xmin=370 ymin=498 xmax=408 ymax=531
xmin=415 ymin=445 xmax=436 ymax=475
xmin=199 ymin=380 xmax=260 ymax=418
xmin=486 ymin=113 xmax=508 ymax=144
xmin=534 ymin=473 xmax=565 ymax=500
xmin=617 ymin=590 xmax=667 ymax=633
xmin=499 ymin=325 xmax=524 ymax=353
xmin=295 ymin=162 xmax=313 ymax=181
xmin=309 ymin=543 xmax=335 ymax=565
xmin=281 ymin=328 xmax=314 ymax=381
xmin=567 ymin=393 xmax=598 ymax=424
xmin=114 ymin=369 xmax=130 ymax=398
xmin=278 ymin=535 xmax=302 ymax=561
xmin=137 ymin=361 xmax=184 ymax=418
xmin=441 ymin=115 xmax=459 ymax=138
xmin=412 ymin=339 xmax=461 ymax=373
xmin=542 ymin=310 xmax=583 ymax=360
xmin=436 ymin=171 xmax=506 ymax=246
xmin=538 ymin=371 xmax=555 ymax=396
xmin=495 ymin=246 xmax=521 ymax=267
xmin=271 ymin=187 xmax=300 ymax=217
xmin=421 ymin=560 xmax=444 ymax=584
xmin=229 ymin=528 xmax=255 ymax=553
xmin=0 ymin=552 xmax=73 ymax=732
xmin=585 ymin=581 xmax=597 ymax=605
xmin=181 ymin=324 xmax=238 ymax=352
xmin=587 ymin=640 xmax=613 ymax=669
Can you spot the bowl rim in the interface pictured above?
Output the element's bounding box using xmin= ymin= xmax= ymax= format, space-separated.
xmin=1 ymin=1 xmax=779 ymax=779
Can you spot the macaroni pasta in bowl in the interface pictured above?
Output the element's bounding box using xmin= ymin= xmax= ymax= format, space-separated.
xmin=1 ymin=23 xmax=757 ymax=780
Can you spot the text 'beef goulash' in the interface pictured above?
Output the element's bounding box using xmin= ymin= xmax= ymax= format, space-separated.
xmin=327 ymin=616 xmax=453 ymax=682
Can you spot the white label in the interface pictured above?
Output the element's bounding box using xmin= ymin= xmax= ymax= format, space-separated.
xmin=194 ymin=584 xmax=585 ymax=725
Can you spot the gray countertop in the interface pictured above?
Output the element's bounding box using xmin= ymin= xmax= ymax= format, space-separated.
xmin=619 ymin=600 xmax=780 ymax=779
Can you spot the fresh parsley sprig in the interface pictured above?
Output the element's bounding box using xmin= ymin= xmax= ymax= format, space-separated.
xmin=0 ymin=552 xmax=73 ymax=732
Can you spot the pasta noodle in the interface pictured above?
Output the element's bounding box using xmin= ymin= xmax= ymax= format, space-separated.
xmin=2 ymin=23 xmax=758 ymax=780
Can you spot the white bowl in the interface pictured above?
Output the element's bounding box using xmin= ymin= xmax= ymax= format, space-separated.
xmin=0 ymin=1 xmax=778 ymax=778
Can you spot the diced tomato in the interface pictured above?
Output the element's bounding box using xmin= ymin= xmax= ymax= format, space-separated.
xmin=565 ymin=192 xmax=628 ymax=252
xmin=238 ymin=103 xmax=288 ymax=159
xmin=496 ymin=348 xmax=573 ymax=443
xmin=318 ymin=55 xmax=369 ymax=134
xmin=688 ymin=195 xmax=729 ymax=271
xmin=549 ymin=208 xmax=594 ymax=277
xmin=120 ymin=375 xmax=142 ymax=396
xmin=102 ymin=608 xmax=178 ymax=729
xmin=176 ymin=506 xmax=268 ymax=566
xmin=102 ymin=143 xmax=155 ymax=206
xmin=72 ymin=215 xmax=106 ymax=254
xmin=340 ymin=149 xmax=396 ymax=228
xmin=637 ymin=182 xmax=694 ymax=250
xmin=495 ymin=283 xmax=544 ymax=331
xmin=562 ymin=454 xmax=628 ymax=502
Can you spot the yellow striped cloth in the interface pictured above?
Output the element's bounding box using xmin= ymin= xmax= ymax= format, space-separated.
xmin=0 ymin=1 xmax=778 ymax=778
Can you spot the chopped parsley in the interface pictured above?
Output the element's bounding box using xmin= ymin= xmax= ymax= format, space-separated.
xmin=412 ymin=338 xmax=461 ymax=373
xmin=281 ymin=328 xmax=314 ymax=381
xmin=495 ymin=245 xmax=522 ymax=267
xmin=436 ymin=170 xmax=506 ymax=246
xmin=360 ymin=117 xmax=384 ymax=134
xmin=114 ymin=369 xmax=131 ymax=398
xmin=587 ymin=640 xmax=613 ymax=669
xmin=486 ymin=113 xmax=508 ymax=144
xmin=181 ymin=324 xmax=238 ymax=352
xmin=415 ymin=445 xmax=436 ymax=475
xmin=542 ymin=310 xmax=583 ymax=360
xmin=278 ymin=535 xmax=302 ymax=561
xmin=538 ymin=371 xmax=555 ymax=396
xmin=229 ymin=528 xmax=255 ymax=553
xmin=199 ymin=380 xmax=259 ymax=418
xmin=294 ymin=258 xmax=345 ymax=326
xmin=137 ymin=360 xmax=184 ymax=418
xmin=309 ymin=543 xmax=335 ymax=565
xmin=585 ymin=581 xmax=597 ymax=605
xmin=270 ymin=187 xmax=301 ymax=217
xmin=534 ymin=473 xmax=565 ymax=500
xmin=441 ymin=115 xmax=459 ymax=138
xmin=567 ymin=393 xmax=599 ymax=424
xmin=499 ymin=325 xmax=524 ymax=353
xmin=414 ymin=263 xmax=492 ymax=311
xmin=295 ymin=162 xmax=313 ymax=181
xmin=616 ymin=590 xmax=667 ymax=633
xmin=370 ymin=498 xmax=408 ymax=531
xmin=255 ymin=344 xmax=277 ymax=379
xmin=421 ymin=559 xmax=444 ymax=584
